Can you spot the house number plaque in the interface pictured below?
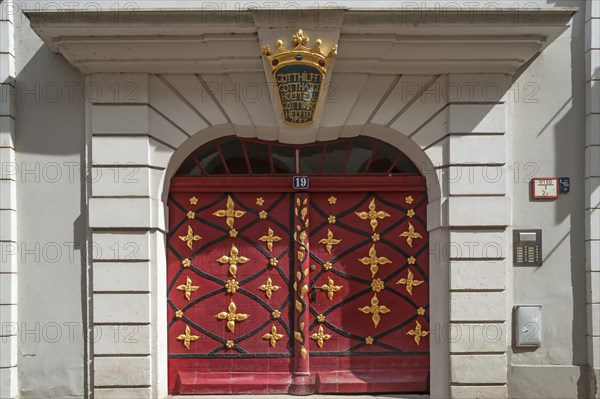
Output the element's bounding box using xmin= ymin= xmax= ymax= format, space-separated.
xmin=531 ymin=177 xmax=559 ymax=199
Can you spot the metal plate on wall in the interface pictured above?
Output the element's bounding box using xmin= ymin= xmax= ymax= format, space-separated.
xmin=513 ymin=229 xmax=542 ymax=266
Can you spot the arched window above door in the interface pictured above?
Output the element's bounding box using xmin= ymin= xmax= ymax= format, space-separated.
xmin=175 ymin=136 xmax=420 ymax=176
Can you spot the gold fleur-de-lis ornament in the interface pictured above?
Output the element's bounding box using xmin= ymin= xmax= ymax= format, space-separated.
xmin=292 ymin=29 xmax=309 ymax=46
xmin=213 ymin=195 xmax=246 ymax=233
xmin=258 ymin=277 xmax=281 ymax=299
xmin=320 ymin=277 xmax=342 ymax=301
xmin=399 ymin=222 xmax=423 ymax=247
xmin=177 ymin=325 xmax=199 ymax=350
xmin=176 ymin=277 xmax=199 ymax=301
xmin=358 ymin=244 xmax=392 ymax=278
xmin=318 ymin=229 xmax=342 ymax=255
xmin=358 ymin=293 xmax=391 ymax=328
xmin=179 ymin=226 xmax=202 ymax=250
xmin=262 ymin=324 xmax=284 ymax=348
xmin=356 ymin=198 xmax=390 ymax=232
xmin=215 ymin=300 xmax=249 ymax=333
xmin=407 ymin=320 xmax=429 ymax=346
xmin=259 ymin=227 xmax=282 ymax=253
xmin=396 ymin=269 xmax=424 ymax=296
xmin=217 ymin=244 xmax=250 ymax=278
xmin=310 ymin=325 xmax=331 ymax=349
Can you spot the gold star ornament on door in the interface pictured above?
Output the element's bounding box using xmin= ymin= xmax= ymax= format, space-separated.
xmin=399 ymin=222 xmax=423 ymax=247
xmin=179 ymin=226 xmax=202 ymax=250
xmin=215 ymin=300 xmax=249 ymax=333
xmin=358 ymin=293 xmax=391 ymax=328
xmin=176 ymin=325 xmax=199 ymax=350
xmin=396 ymin=269 xmax=424 ymax=296
xmin=407 ymin=320 xmax=429 ymax=346
xmin=355 ymin=198 xmax=390 ymax=232
xmin=320 ymin=277 xmax=342 ymax=301
xmin=176 ymin=277 xmax=199 ymax=301
xmin=262 ymin=324 xmax=284 ymax=348
xmin=310 ymin=325 xmax=331 ymax=349
xmin=213 ymin=195 xmax=246 ymax=234
xmin=318 ymin=229 xmax=342 ymax=255
xmin=258 ymin=277 xmax=281 ymax=300
xmin=358 ymin=244 xmax=392 ymax=278
xmin=259 ymin=227 xmax=282 ymax=253
xmin=217 ymin=244 xmax=250 ymax=278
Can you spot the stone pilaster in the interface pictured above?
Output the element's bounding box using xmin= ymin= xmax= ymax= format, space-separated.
xmin=0 ymin=2 xmax=17 ymax=398
xmin=89 ymin=74 xmax=166 ymax=399
xmin=439 ymin=75 xmax=511 ymax=399
xmin=586 ymin=0 xmax=600 ymax=396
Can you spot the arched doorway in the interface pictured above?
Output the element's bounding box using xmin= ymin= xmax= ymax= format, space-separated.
xmin=166 ymin=136 xmax=430 ymax=395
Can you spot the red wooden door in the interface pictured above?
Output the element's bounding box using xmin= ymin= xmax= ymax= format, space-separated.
xmin=167 ymin=177 xmax=429 ymax=395
xmin=167 ymin=190 xmax=295 ymax=394
xmin=307 ymin=190 xmax=429 ymax=393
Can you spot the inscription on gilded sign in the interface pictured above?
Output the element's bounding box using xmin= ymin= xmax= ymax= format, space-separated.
xmin=275 ymin=64 xmax=323 ymax=124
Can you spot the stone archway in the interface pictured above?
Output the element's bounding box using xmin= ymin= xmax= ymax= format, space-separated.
xmin=154 ymin=123 xmax=449 ymax=397
xmin=163 ymin=134 xmax=435 ymax=395
xmin=85 ymin=67 xmax=513 ymax=398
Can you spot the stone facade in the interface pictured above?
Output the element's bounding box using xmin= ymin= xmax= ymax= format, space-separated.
xmin=0 ymin=1 xmax=17 ymax=398
xmin=0 ymin=1 xmax=597 ymax=398
xmin=587 ymin=0 xmax=600 ymax=396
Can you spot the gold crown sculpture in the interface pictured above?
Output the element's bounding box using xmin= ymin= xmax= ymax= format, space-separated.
xmin=261 ymin=29 xmax=338 ymax=74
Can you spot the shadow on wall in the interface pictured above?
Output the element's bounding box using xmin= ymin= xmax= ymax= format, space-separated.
xmin=14 ymin=38 xmax=88 ymax=398
xmin=511 ymin=0 xmax=592 ymax=397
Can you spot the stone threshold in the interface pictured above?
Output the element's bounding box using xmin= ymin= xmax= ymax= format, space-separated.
xmin=169 ymin=395 xmax=430 ymax=399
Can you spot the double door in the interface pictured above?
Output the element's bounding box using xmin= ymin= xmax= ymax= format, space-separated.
xmin=167 ymin=177 xmax=429 ymax=395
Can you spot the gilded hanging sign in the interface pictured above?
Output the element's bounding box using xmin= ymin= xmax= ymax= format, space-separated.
xmin=261 ymin=29 xmax=337 ymax=125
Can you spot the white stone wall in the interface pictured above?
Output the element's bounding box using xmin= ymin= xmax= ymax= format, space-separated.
xmin=441 ymin=77 xmax=510 ymax=399
xmin=5 ymin=2 xmax=88 ymax=396
xmin=587 ymin=0 xmax=600 ymax=396
xmin=6 ymin=2 xmax=586 ymax=397
xmin=507 ymin=2 xmax=590 ymax=397
xmin=0 ymin=1 xmax=17 ymax=398
xmin=90 ymin=74 xmax=160 ymax=399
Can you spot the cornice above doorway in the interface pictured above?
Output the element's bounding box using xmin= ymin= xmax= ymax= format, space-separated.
xmin=26 ymin=7 xmax=575 ymax=75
